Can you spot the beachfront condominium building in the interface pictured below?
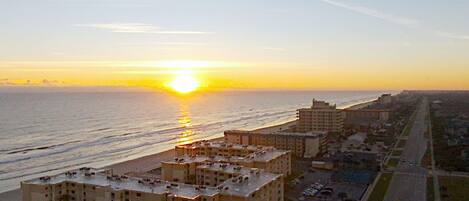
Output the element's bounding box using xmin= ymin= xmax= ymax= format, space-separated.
xmin=162 ymin=150 xmax=290 ymax=185
xmin=195 ymin=163 xmax=284 ymax=201
xmin=173 ymin=141 xmax=291 ymax=176
xmin=22 ymin=166 xmax=283 ymax=201
xmin=21 ymin=167 xmax=220 ymax=201
xmin=297 ymin=99 xmax=344 ymax=133
xmin=175 ymin=141 xmax=256 ymax=158
xmin=224 ymin=130 xmax=328 ymax=158
xmin=377 ymin=94 xmax=393 ymax=105
xmin=344 ymin=109 xmax=392 ymax=125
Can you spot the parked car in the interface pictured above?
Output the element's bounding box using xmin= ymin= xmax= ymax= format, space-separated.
xmin=323 ymin=187 xmax=334 ymax=192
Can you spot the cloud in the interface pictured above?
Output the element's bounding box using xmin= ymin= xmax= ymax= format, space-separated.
xmin=318 ymin=0 xmax=419 ymax=26
xmin=435 ymin=31 xmax=469 ymax=41
xmin=262 ymin=47 xmax=286 ymax=51
xmin=75 ymin=23 xmax=213 ymax=34
xmin=318 ymin=0 xmax=469 ymax=41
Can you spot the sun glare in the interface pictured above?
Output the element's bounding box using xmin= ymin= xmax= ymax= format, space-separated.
xmin=169 ymin=75 xmax=200 ymax=94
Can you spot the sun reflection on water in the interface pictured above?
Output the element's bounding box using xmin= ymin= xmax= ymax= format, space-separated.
xmin=177 ymin=102 xmax=194 ymax=145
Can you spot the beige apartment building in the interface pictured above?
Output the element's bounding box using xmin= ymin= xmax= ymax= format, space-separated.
xmin=175 ymin=141 xmax=259 ymax=158
xmin=344 ymin=109 xmax=392 ymax=124
xmin=224 ymin=130 xmax=328 ymax=158
xmin=22 ymin=165 xmax=283 ymax=201
xmin=173 ymin=141 xmax=291 ymax=176
xmin=297 ymin=99 xmax=344 ymax=133
xmin=21 ymin=167 xmax=220 ymax=201
xmin=197 ymin=163 xmax=284 ymax=201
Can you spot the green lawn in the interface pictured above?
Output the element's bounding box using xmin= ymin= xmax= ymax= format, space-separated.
xmin=427 ymin=177 xmax=435 ymax=201
xmin=397 ymin=140 xmax=407 ymax=148
xmin=368 ymin=173 xmax=393 ymax=201
xmin=422 ymin=143 xmax=432 ymax=168
xmin=403 ymin=124 xmax=412 ymax=136
xmin=439 ymin=176 xmax=469 ymax=201
xmin=402 ymin=111 xmax=417 ymax=136
xmin=392 ymin=150 xmax=402 ymax=157
xmin=386 ymin=158 xmax=399 ymax=168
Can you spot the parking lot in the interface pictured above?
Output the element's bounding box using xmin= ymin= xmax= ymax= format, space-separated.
xmin=286 ymin=170 xmax=368 ymax=201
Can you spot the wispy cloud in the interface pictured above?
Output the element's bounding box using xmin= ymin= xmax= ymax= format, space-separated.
xmin=75 ymin=23 xmax=213 ymax=34
xmin=318 ymin=0 xmax=469 ymax=41
xmin=318 ymin=0 xmax=419 ymax=26
xmin=262 ymin=47 xmax=286 ymax=51
xmin=435 ymin=31 xmax=469 ymax=41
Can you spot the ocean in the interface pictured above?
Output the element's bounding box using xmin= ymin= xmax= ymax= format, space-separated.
xmin=0 ymin=90 xmax=393 ymax=192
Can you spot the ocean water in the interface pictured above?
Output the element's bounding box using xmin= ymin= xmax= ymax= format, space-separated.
xmin=0 ymin=90 xmax=393 ymax=192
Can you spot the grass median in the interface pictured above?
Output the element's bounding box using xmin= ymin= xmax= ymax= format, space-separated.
xmin=368 ymin=173 xmax=393 ymax=201
xmin=386 ymin=158 xmax=399 ymax=168
xmin=391 ymin=150 xmax=402 ymax=157
xmin=427 ymin=177 xmax=435 ymax=201
xmin=396 ymin=140 xmax=407 ymax=148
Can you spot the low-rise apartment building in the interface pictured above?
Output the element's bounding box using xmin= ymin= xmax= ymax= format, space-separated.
xmin=175 ymin=141 xmax=259 ymax=157
xmin=172 ymin=142 xmax=291 ymax=177
xmin=224 ymin=130 xmax=327 ymax=158
xmin=21 ymin=167 xmax=220 ymax=201
xmin=344 ymin=109 xmax=392 ymax=124
xmin=22 ymin=166 xmax=284 ymax=201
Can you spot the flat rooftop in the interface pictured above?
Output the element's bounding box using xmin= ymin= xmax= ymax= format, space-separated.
xmin=225 ymin=129 xmax=327 ymax=137
xmin=176 ymin=140 xmax=274 ymax=152
xmin=24 ymin=166 xmax=281 ymax=199
xmin=23 ymin=168 xmax=219 ymax=199
xmin=222 ymin=169 xmax=281 ymax=197
xmin=197 ymin=163 xmax=281 ymax=197
xmin=197 ymin=163 xmax=254 ymax=175
xmin=164 ymin=148 xmax=289 ymax=165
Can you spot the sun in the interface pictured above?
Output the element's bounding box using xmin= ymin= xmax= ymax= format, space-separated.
xmin=169 ymin=75 xmax=200 ymax=94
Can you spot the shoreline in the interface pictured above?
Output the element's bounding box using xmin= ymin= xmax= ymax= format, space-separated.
xmin=0 ymin=98 xmax=378 ymax=200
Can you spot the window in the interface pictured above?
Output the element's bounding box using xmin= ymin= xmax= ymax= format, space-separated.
xmin=136 ymin=193 xmax=141 ymax=197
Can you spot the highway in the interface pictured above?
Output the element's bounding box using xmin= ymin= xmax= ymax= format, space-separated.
xmin=384 ymin=100 xmax=429 ymax=201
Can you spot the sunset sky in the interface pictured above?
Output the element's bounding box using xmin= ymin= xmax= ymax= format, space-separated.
xmin=1 ymin=0 xmax=469 ymax=90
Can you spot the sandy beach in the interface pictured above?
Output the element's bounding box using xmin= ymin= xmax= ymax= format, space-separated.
xmin=104 ymin=149 xmax=176 ymax=175
xmin=345 ymin=100 xmax=376 ymax=110
xmin=0 ymin=189 xmax=21 ymax=201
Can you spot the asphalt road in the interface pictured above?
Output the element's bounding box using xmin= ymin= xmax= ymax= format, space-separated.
xmin=384 ymin=100 xmax=428 ymax=201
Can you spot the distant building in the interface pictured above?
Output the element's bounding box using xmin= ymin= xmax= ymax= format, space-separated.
xmin=297 ymin=99 xmax=344 ymax=133
xmin=377 ymin=94 xmax=393 ymax=105
xmin=344 ymin=109 xmax=392 ymax=125
xmin=224 ymin=130 xmax=328 ymax=158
